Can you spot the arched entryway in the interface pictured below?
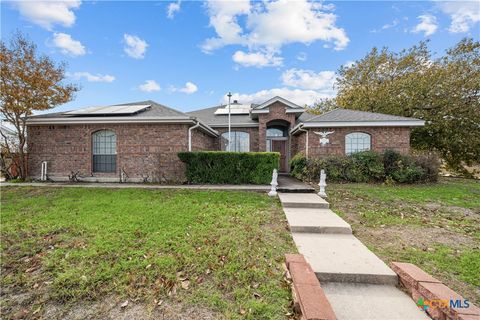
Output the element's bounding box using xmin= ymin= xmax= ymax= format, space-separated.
xmin=266 ymin=120 xmax=290 ymax=172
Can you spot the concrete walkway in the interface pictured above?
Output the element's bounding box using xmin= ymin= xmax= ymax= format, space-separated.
xmin=278 ymin=192 xmax=429 ymax=320
xmin=277 ymin=174 xmax=315 ymax=193
xmin=0 ymin=182 xmax=270 ymax=192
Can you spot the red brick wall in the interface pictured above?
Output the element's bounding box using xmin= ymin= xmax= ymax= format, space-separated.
xmin=291 ymin=131 xmax=306 ymax=157
xmin=293 ymin=127 xmax=411 ymax=157
xmin=191 ymin=128 xmax=216 ymax=151
xmin=214 ymin=127 xmax=260 ymax=152
xmin=27 ymin=124 xmax=214 ymax=182
xmin=258 ymin=102 xmax=296 ymax=151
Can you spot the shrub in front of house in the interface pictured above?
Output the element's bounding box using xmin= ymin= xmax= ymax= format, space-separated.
xmin=290 ymin=150 xmax=438 ymax=184
xmin=178 ymin=151 xmax=280 ymax=184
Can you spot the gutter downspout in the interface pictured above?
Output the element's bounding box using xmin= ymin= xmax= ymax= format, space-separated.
xmin=188 ymin=120 xmax=201 ymax=152
xmin=297 ymin=124 xmax=309 ymax=158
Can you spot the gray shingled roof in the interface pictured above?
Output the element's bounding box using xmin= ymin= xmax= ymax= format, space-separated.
xmin=28 ymin=99 xmax=422 ymax=129
xmin=28 ymin=100 xmax=190 ymax=119
xmin=187 ymin=105 xmax=258 ymax=126
xmin=304 ymin=108 xmax=422 ymax=122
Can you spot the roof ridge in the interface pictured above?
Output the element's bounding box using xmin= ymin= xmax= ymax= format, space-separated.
xmin=306 ymin=107 xmax=341 ymax=122
xmin=147 ymin=100 xmax=191 ymax=117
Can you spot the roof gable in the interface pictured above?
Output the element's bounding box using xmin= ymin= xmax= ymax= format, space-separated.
xmin=252 ymin=96 xmax=304 ymax=110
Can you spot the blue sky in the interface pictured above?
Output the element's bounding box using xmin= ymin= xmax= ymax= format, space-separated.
xmin=1 ymin=0 xmax=479 ymax=113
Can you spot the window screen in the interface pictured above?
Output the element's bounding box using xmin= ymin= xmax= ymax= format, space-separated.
xmin=92 ymin=130 xmax=116 ymax=172
xmin=345 ymin=132 xmax=371 ymax=155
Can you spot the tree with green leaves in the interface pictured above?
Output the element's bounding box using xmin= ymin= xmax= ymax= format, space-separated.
xmin=0 ymin=32 xmax=79 ymax=179
xmin=329 ymin=38 xmax=480 ymax=172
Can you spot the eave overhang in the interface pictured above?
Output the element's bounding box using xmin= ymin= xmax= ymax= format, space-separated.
xmin=290 ymin=120 xmax=426 ymax=135
xmin=26 ymin=116 xmax=219 ymax=137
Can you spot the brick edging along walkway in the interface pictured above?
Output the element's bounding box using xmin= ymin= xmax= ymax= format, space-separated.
xmin=391 ymin=262 xmax=480 ymax=320
xmin=285 ymin=254 xmax=336 ymax=320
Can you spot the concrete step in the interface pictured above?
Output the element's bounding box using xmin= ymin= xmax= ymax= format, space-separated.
xmin=278 ymin=193 xmax=329 ymax=209
xmin=277 ymin=186 xmax=315 ymax=193
xmin=292 ymin=233 xmax=398 ymax=285
xmin=322 ymin=282 xmax=430 ymax=320
xmin=284 ymin=208 xmax=352 ymax=234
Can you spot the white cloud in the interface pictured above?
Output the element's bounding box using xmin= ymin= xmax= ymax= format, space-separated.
xmin=52 ymin=32 xmax=86 ymax=56
xmin=232 ymin=50 xmax=282 ymax=67
xmin=296 ymin=52 xmax=307 ymax=61
xmin=71 ymin=72 xmax=115 ymax=83
xmin=412 ymin=14 xmax=438 ymax=36
xmin=202 ymin=0 xmax=251 ymax=53
xmin=170 ymin=81 xmax=198 ymax=94
xmin=123 ymin=34 xmax=148 ymax=59
xmin=13 ymin=0 xmax=81 ymax=30
xmin=382 ymin=18 xmax=399 ymax=30
xmin=222 ymin=87 xmax=333 ymax=106
xmin=321 ymin=3 xmax=336 ymax=11
xmin=202 ymin=0 xmax=349 ymax=54
xmin=138 ymin=80 xmax=161 ymax=92
xmin=281 ymin=68 xmax=336 ymax=97
xmin=167 ymin=1 xmax=181 ymax=19
xmin=438 ymin=1 xmax=480 ymax=33
xmin=343 ymin=60 xmax=355 ymax=68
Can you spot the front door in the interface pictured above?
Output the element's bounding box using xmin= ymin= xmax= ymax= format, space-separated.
xmin=271 ymin=140 xmax=287 ymax=172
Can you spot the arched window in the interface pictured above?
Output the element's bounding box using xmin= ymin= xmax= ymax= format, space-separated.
xmin=92 ymin=130 xmax=116 ymax=172
xmin=266 ymin=126 xmax=287 ymax=138
xmin=221 ymin=131 xmax=250 ymax=152
xmin=345 ymin=132 xmax=371 ymax=155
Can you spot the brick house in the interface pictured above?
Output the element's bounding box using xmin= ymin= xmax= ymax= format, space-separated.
xmin=26 ymin=96 xmax=424 ymax=182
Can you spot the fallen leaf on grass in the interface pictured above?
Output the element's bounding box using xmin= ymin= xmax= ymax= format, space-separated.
xmin=168 ymin=286 xmax=177 ymax=296
xmin=176 ymin=271 xmax=188 ymax=281
xmin=181 ymin=280 xmax=190 ymax=290
xmin=13 ymin=308 xmax=29 ymax=320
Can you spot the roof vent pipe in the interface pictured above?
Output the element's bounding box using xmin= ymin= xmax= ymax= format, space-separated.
xmin=188 ymin=120 xmax=201 ymax=152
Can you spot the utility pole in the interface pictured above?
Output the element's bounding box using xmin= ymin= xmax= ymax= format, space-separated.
xmin=227 ymin=92 xmax=232 ymax=151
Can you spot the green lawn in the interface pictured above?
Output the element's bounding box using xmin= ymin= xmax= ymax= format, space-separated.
xmin=328 ymin=178 xmax=480 ymax=305
xmin=1 ymin=187 xmax=296 ymax=319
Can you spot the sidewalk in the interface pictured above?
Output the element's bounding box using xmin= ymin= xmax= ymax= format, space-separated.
xmin=0 ymin=182 xmax=270 ymax=192
xmin=278 ymin=192 xmax=429 ymax=320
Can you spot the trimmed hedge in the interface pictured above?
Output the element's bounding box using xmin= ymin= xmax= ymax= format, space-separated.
xmin=290 ymin=150 xmax=439 ymax=184
xmin=178 ymin=151 xmax=280 ymax=184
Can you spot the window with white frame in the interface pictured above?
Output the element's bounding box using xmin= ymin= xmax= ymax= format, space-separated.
xmin=92 ymin=130 xmax=116 ymax=172
xmin=345 ymin=132 xmax=371 ymax=155
xmin=221 ymin=131 xmax=250 ymax=152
